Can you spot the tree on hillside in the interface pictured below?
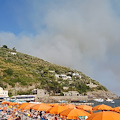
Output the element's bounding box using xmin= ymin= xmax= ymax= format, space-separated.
xmin=4 ymin=68 xmax=13 ymax=76
xmin=12 ymin=47 xmax=16 ymax=52
xmin=2 ymin=45 xmax=8 ymax=48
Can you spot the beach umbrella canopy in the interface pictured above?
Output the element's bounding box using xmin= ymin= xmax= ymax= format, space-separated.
xmin=1 ymin=101 xmax=10 ymax=105
xmin=87 ymin=111 xmax=120 ymax=120
xmin=92 ymin=104 xmax=113 ymax=111
xmin=31 ymin=103 xmax=52 ymax=111
xmin=46 ymin=107 xmax=53 ymax=113
xmin=76 ymin=105 xmax=92 ymax=111
xmin=60 ymin=108 xmax=90 ymax=119
xmin=18 ymin=102 xmax=29 ymax=109
xmin=48 ymin=105 xmax=68 ymax=114
xmin=64 ymin=104 xmax=76 ymax=108
xmin=3 ymin=107 xmax=7 ymax=110
xmin=8 ymin=102 xmax=13 ymax=105
xmin=113 ymin=106 xmax=120 ymax=112
xmin=48 ymin=103 xmax=59 ymax=107
xmin=9 ymin=102 xmax=19 ymax=106
xmin=22 ymin=103 xmax=36 ymax=110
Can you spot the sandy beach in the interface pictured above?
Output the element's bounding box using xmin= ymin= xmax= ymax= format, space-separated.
xmin=1 ymin=100 xmax=120 ymax=120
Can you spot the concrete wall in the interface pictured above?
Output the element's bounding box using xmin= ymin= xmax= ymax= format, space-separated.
xmin=37 ymin=89 xmax=49 ymax=97
xmin=36 ymin=95 xmax=88 ymax=103
xmin=50 ymin=96 xmax=88 ymax=101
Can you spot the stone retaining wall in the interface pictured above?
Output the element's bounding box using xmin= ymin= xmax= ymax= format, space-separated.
xmin=36 ymin=96 xmax=88 ymax=103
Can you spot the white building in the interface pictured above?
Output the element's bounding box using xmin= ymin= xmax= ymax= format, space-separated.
xmin=72 ymin=73 xmax=81 ymax=78
xmin=66 ymin=76 xmax=72 ymax=80
xmin=55 ymin=74 xmax=59 ymax=79
xmin=8 ymin=52 xmax=17 ymax=55
xmin=63 ymin=87 xmax=69 ymax=90
xmin=59 ymin=74 xmax=67 ymax=79
xmin=0 ymin=87 xmax=8 ymax=97
xmin=55 ymin=74 xmax=72 ymax=80
xmin=49 ymin=70 xmax=55 ymax=73
xmin=63 ymin=91 xmax=81 ymax=96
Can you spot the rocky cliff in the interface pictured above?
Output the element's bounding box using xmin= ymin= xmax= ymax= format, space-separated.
xmin=87 ymin=90 xmax=118 ymax=100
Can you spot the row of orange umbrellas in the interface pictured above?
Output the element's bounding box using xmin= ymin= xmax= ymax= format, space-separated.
xmin=13 ymin=103 xmax=120 ymax=120
xmin=1 ymin=101 xmax=19 ymax=106
xmin=87 ymin=104 xmax=120 ymax=120
xmin=21 ymin=103 xmax=120 ymax=120
xmin=18 ymin=102 xmax=120 ymax=113
xmin=3 ymin=101 xmax=119 ymax=111
xmin=2 ymin=101 xmax=120 ymax=120
xmin=92 ymin=104 xmax=120 ymax=113
xmin=15 ymin=102 xmax=91 ymax=119
xmin=3 ymin=101 xmax=120 ymax=112
xmin=12 ymin=102 xmax=92 ymax=112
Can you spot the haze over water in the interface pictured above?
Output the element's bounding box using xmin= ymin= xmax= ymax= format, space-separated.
xmin=92 ymin=99 xmax=120 ymax=108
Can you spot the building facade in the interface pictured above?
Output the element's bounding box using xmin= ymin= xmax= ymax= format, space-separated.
xmin=32 ymin=89 xmax=49 ymax=97
xmin=0 ymin=87 xmax=8 ymax=97
xmin=63 ymin=91 xmax=81 ymax=96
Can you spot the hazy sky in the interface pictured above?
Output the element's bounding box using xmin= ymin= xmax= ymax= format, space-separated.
xmin=0 ymin=0 xmax=120 ymax=95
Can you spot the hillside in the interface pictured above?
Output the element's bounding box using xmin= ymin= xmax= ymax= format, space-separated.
xmin=0 ymin=45 xmax=117 ymax=99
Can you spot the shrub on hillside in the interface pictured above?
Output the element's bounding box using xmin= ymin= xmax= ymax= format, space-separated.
xmin=4 ymin=68 xmax=13 ymax=75
xmin=2 ymin=45 xmax=8 ymax=49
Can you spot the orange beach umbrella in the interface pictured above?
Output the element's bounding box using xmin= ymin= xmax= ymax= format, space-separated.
xmin=22 ymin=103 xmax=36 ymax=110
xmin=92 ymin=104 xmax=113 ymax=111
xmin=1 ymin=101 xmax=10 ymax=105
xmin=87 ymin=111 xmax=120 ymax=120
xmin=48 ymin=103 xmax=59 ymax=107
xmin=31 ymin=103 xmax=51 ymax=111
xmin=113 ymin=106 xmax=120 ymax=112
xmin=17 ymin=102 xmax=29 ymax=110
xmin=48 ymin=105 xmax=67 ymax=114
xmin=9 ymin=102 xmax=19 ymax=106
xmin=60 ymin=108 xmax=90 ymax=119
xmin=64 ymin=104 xmax=76 ymax=108
xmin=76 ymin=105 xmax=92 ymax=111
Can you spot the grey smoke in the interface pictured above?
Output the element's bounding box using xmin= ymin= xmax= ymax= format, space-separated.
xmin=0 ymin=0 xmax=120 ymax=95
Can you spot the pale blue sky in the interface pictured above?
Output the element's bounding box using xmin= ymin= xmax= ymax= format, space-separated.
xmin=0 ymin=0 xmax=120 ymax=95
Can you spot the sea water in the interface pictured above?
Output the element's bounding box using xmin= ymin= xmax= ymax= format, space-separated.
xmin=91 ymin=98 xmax=120 ymax=107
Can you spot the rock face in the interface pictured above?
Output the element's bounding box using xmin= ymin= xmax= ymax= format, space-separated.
xmin=36 ymin=96 xmax=88 ymax=103
xmin=35 ymin=90 xmax=118 ymax=103
xmin=87 ymin=90 xmax=119 ymax=100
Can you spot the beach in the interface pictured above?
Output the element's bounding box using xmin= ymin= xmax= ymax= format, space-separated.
xmin=0 ymin=99 xmax=120 ymax=120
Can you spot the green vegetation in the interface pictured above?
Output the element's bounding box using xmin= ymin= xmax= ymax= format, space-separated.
xmin=97 ymin=85 xmax=108 ymax=91
xmin=17 ymin=89 xmax=33 ymax=95
xmin=0 ymin=46 xmax=107 ymax=96
xmin=2 ymin=45 xmax=8 ymax=49
xmin=4 ymin=68 xmax=13 ymax=75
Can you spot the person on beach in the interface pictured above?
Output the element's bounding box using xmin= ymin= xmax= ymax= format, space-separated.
xmin=40 ymin=111 xmax=42 ymax=119
xmin=16 ymin=116 xmax=21 ymax=120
